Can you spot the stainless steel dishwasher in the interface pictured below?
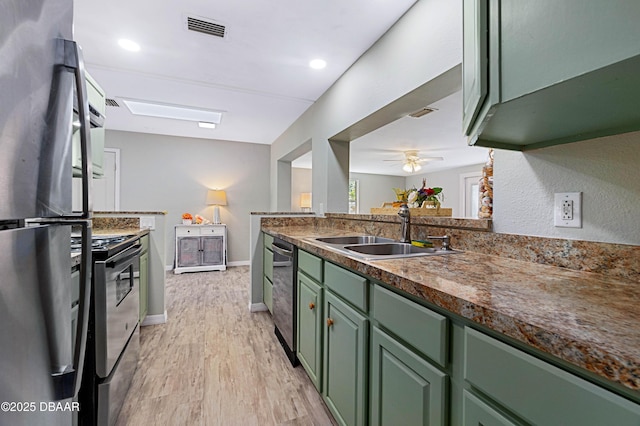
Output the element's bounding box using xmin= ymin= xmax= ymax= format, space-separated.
xmin=271 ymin=237 xmax=299 ymax=366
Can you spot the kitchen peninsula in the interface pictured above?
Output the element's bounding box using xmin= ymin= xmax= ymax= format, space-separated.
xmin=94 ymin=212 xmax=168 ymax=325
xmin=260 ymin=213 xmax=640 ymax=425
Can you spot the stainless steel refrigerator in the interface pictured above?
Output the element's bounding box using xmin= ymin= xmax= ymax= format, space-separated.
xmin=1 ymin=0 xmax=93 ymax=425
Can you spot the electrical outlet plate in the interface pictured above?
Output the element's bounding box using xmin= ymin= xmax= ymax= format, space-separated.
xmin=554 ymin=192 xmax=582 ymax=228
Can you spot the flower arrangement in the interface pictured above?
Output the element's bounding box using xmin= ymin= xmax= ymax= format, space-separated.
xmin=182 ymin=213 xmax=193 ymax=225
xmin=393 ymin=179 xmax=444 ymax=208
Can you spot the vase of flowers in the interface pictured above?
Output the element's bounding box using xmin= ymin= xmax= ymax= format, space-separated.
xmin=402 ymin=179 xmax=444 ymax=210
xmin=182 ymin=213 xmax=193 ymax=225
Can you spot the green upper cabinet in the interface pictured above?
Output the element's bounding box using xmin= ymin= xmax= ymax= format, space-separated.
xmin=463 ymin=0 xmax=640 ymax=150
xmin=73 ymin=71 xmax=106 ymax=178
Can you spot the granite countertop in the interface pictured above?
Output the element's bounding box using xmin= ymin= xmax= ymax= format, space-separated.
xmin=263 ymin=225 xmax=640 ymax=393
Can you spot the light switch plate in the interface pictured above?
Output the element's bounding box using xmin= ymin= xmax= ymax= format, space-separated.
xmin=554 ymin=192 xmax=582 ymax=228
xmin=140 ymin=216 xmax=156 ymax=230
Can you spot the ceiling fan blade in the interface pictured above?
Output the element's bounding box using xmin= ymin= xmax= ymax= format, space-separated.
xmin=415 ymin=156 xmax=444 ymax=162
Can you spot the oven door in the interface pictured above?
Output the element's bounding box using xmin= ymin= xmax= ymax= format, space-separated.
xmin=94 ymin=244 xmax=141 ymax=378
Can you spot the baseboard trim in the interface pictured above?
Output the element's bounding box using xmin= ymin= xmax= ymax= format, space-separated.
xmin=141 ymin=311 xmax=167 ymax=326
xmin=249 ymin=302 xmax=268 ymax=313
xmin=229 ymin=260 xmax=250 ymax=267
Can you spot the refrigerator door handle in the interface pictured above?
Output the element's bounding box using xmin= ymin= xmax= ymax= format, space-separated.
xmin=44 ymin=221 xmax=92 ymax=400
xmin=61 ymin=39 xmax=93 ymax=218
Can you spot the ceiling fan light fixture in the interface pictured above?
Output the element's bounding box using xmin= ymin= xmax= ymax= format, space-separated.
xmin=403 ymin=161 xmax=421 ymax=173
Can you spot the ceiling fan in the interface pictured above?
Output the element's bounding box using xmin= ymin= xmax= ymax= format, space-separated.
xmin=384 ymin=150 xmax=444 ymax=173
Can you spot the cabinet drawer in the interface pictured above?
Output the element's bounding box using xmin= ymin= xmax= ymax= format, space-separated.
xmin=201 ymin=226 xmax=224 ymax=236
xmin=298 ymin=250 xmax=323 ymax=283
xmin=373 ymin=284 xmax=448 ymax=368
xmin=464 ymin=327 xmax=640 ymax=425
xmin=324 ymin=262 xmax=367 ymax=312
xmin=264 ymin=233 xmax=274 ymax=249
xmin=176 ymin=226 xmax=199 ymax=236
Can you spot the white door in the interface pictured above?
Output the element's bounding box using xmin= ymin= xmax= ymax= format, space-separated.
xmin=460 ymin=172 xmax=481 ymax=219
xmin=93 ymin=148 xmax=119 ymax=211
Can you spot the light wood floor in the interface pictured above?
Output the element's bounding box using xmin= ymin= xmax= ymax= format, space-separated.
xmin=116 ymin=266 xmax=336 ymax=426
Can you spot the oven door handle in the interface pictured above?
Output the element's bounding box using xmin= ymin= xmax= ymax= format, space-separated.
xmin=106 ymin=245 xmax=142 ymax=269
xmin=272 ymin=244 xmax=293 ymax=258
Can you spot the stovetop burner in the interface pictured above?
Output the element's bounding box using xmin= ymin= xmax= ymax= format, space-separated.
xmin=71 ymin=234 xmax=139 ymax=260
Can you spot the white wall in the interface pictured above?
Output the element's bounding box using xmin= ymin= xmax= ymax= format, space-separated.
xmin=104 ymin=130 xmax=271 ymax=264
xmin=291 ymin=167 xmax=312 ymax=211
xmin=270 ymin=0 xmax=463 ymax=213
xmin=494 ymin=132 xmax=640 ymax=245
xmin=406 ymin=163 xmax=485 ymax=217
xmin=350 ymin=172 xmax=406 ymax=213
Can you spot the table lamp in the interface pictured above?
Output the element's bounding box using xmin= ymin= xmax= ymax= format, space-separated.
xmin=207 ymin=189 xmax=227 ymax=224
xmin=300 ymin=192 xmax=312 ymax=212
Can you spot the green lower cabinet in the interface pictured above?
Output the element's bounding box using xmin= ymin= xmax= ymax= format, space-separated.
xmin=139 ymin=250 xmax=149 ymax=322
xmin=297 ymin=272 xmax=323 ymax=391
xmin=463 ymin=390 xmax=518 ymax=426
xmin=323 ymin=291 xmax=368 ymax=426
xmin=263 ymin=277 xmax=273 ymax=313
xmin=464 ymin=327 xmax=640 ymax=425
xmin=370 ymin=326 xmax=448 ymax=426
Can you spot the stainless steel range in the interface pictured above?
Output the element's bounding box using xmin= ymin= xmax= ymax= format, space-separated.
xmin=77 ymin=234 xmax=141 ymax=426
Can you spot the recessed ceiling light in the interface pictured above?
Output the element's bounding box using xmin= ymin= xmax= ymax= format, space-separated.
xmin=309 ymin=59 xmax=327 ymax=70
xmin=122 ymin=99 xmax=223 ymax=124
xmin=118 ymin=39 xmax=140 ymax=52
xmin=198 ymin=122 xmax=216 ymax=129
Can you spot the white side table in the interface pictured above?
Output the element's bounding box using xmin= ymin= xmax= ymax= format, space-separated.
xmin=174 ymin=224 xmax=227 ymax=273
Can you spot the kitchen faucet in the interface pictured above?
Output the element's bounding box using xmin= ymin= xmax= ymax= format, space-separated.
xmin=398 ymin=203 xmax=411 ymax=243
xmin=427 ymin=235 xmax=452 ymax=250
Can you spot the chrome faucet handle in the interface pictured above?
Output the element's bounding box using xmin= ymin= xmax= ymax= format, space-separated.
xmin=398 ymin=203 xmax=411 ymax=243
xmin=427 ymin=235 xmax=451 ymax=250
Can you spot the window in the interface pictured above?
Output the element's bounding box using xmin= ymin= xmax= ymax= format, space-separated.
xmin=348 ymin=179 xmax=359 ymax=214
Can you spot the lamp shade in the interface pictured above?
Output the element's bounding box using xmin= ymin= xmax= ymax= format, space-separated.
xmin=300 ymin=192 xmax=312 ymax=208
xmin=206 ymin=190 xmax=227 ymax=206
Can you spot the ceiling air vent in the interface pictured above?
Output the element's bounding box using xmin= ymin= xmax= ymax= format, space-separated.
xmin=187 ymin=16 xmax=226 ymax=38
xmin=408 ymin=107 xmax=437 ymax=118
xmin=105 ymin=98 xmax=120 ymax=107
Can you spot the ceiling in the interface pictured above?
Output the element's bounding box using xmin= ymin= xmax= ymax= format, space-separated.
xmin=73 ymin=0 xmax=417 ymax=144
xmin=73 ymin=0 xmax=488 ymax=177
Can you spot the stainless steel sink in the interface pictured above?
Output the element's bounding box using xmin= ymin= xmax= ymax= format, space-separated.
xmin=343 ymin=243 xmax=459 ymax=259
xmin=344 ymin=243 xmax=435 ymax=255
xmin=307 ymin=235 xmax=461 ymax=260
xmin=314 ymin=235 xmax=395 ymax=245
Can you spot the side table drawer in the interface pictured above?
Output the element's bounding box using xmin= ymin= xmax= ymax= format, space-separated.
xmin=200 ymin=226 xmax=225 ymax=236
xmin=176 ymin=226 xmax=200 ymax=236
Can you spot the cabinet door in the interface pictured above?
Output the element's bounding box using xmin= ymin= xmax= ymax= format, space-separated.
xmin=323 ymin=291 xmax=368 ymax=426
xmin=201 ymin=236 xmax=223 ymax=265
xmin=370 ymin=327 xmax=448 ymax=426
xmin=264 ymin=246 xmax=274 ymax=282
xmin=297 ymin=272 xmax=323 ymax=391
xmin=462 ymin=0 xmax=488 ymax=135
xmin=177 ymin=237 xmax=200 ymax=267
xmin=463 ymin=390 xmax=518 ymax=426
xmin=263 ymin=277 xmax=273 ymax=313
xmin=139 ymin=251 xmax=148 ymax=322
